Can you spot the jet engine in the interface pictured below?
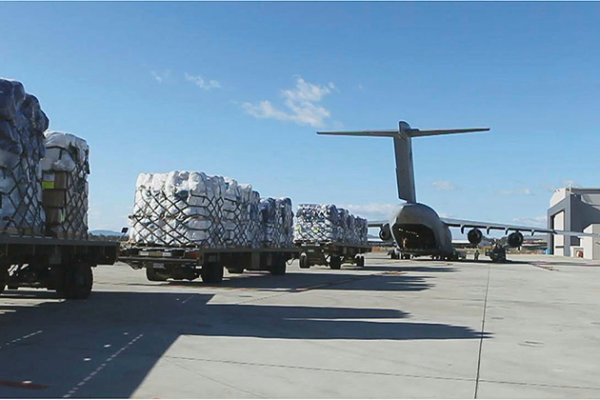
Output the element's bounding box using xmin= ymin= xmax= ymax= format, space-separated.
xmin=467 ymin=228 xmax=483 ymax=245
xmin=379 ymin=224 xmax=392 ymax=241
xmin=507 ymin=231 xmax=524 ymax=248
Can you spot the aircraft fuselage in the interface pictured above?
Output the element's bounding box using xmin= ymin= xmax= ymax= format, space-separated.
xmin=387 ymin=202 xmax=453 ymax=257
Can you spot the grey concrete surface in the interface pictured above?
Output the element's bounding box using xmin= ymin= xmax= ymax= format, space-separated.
xmin=1 ymin=253 xmax=600 ymax=398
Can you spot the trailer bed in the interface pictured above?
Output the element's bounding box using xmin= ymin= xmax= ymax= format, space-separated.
xmin=0 ymin=234 xmax=120 ymax=299
xmin=295 ymin=242 xmax=372 ymax=269
xmin=118 ymin=244 xmax=300 ymax=283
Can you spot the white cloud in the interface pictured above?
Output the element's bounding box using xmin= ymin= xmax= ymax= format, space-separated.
xmin=498 ymin=188 xmax=533 ymax=196
xmin=151 ymin=70 xmax=170 ymax=83
xmin=184 ymin=73 xmax=221 ymax=90
xmin=432 ymin=180 xmax=456 ymax=191
xmin=512 ymin=215 xmax=547 ymax=228
xmin=339 ymin=203 xmax=397 ymax=221
xmin=242 ymin=77 xmax=335 ymax=127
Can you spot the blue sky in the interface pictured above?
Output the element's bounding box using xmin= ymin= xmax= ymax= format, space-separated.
xmin=1 ymin=2 xmax=599 ymax=233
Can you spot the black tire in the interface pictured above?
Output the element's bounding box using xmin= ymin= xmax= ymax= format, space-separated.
xmin=56 ymin=264 xmax=93 ymax=300
xmin=356 ymin=256 xmax=365 ymax=267
xmin=299 ymin=254 xmax=310 ymax=269
xmin=270 ymin=257 xmax=287 ymax=276
xmin=329 ymin=256 xmax=342 ymax=270
xmin=146 ymin=266 xmax=168 ymax=281
xmin=0 ymin=266 xmax=8 ymax=295
xmin=201 ymin=262 xmax=224 ymax=284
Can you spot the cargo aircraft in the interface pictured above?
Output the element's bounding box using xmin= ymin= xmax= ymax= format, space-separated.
xmin=318 ymin=121 xmax=598 ymax=260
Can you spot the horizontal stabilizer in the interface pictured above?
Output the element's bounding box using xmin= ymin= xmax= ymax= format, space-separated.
xmin=408 ymin=127 xmax=490 ymax=137
xmin=317 ymin=130 xmax=397 ymax=137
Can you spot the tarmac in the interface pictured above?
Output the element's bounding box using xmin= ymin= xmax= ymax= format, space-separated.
xmin=1 ymin=252 xmax=599 ymax=398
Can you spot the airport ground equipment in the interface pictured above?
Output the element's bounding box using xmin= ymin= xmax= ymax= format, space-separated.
xmin=296 ymin=242 xmax=371 ymax=269
xmin=0 ymin=235 xmax=119 ymax=299
xmin=486 ymin=245 xmax=507 ymax=263
xmin=118 ymin=245 xmax=299 ymax=283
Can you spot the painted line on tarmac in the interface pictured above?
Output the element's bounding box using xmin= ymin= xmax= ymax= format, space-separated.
xmin=63 ymin=333 xmax=144 ymax=398
xmin=165 ymin=354 xmax=475 ymax=383
xmin=181 ymin=294 xmax=195 ymax=304
xmin=474 ymin=264 xmax=492 ymax=399
xmin=161 ymin=354 xmax=600 ymax=392
xmin=0 ymin=330 xmax=43 ymax=350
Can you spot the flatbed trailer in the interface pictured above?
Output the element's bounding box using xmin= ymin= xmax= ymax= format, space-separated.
xmin=0 ymin=235 xmax=119 ymax=299
xmin=295 ymin=242 xmax=372 ymax=269
xmin=118 ymin=245 xmax=300 ymax=284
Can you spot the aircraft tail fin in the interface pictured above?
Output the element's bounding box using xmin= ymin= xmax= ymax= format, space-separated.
xmin=318 ymin=121 xmax=489 ymax=203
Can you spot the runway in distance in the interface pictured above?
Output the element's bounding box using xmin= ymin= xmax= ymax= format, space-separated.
xmin=318 ymin=121 xmax=598 ymax=260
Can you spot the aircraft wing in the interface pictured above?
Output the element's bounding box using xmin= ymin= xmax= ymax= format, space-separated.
xmin=441 ymin=217 xmax=600 ymax=238
xmin=367 ymin=220 xmax=387 ymax=228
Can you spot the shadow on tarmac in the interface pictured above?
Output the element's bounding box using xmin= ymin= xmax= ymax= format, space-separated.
xmin=0 ymin=287 xmax=491 ymax=398
xmin=168 ymin=270 xmax=435 ymax=292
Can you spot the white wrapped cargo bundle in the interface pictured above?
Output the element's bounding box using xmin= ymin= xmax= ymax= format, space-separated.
xmin=41 ymin=131 xmax=90 ymax=239
xmin=260 ymin=197 xmax=294 ymax=248
xmin=131 ymin=171 xmax=291 ymax=248
xmin=131 ymin=171 xmax=225 ymax=247
xmin=294 ymin=204 xmax=368 ymax=245
xmin=0 ymin=78 xmax=48 ymax=235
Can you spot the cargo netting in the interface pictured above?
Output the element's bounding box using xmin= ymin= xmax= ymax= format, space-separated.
xmin=259 ymin=197 xmax=294 ymax=248
xmin=293 ymin=204 xmax=368 ymax=245
xmin=0 ymin=78 xmax=49 ymax=235
xmin=129 ymin=171 xmax=294 ymax=248
xmin=41 ymin=132 xmax=90 ymax=239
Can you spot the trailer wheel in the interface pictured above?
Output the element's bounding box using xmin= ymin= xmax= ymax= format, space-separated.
xmin=299 ymin=254 xmax=310 ymax=269
xmin=355 ymin=256 xmax=365 ymax=267
xmin=201 ymin=262 xmax=224 ymax=284
xmin=146 ymin=266 xmax=168 ymax=282
xmin=329 ymin=256 xmax=342 ymax=270
xmin=56 ymin=264 xmax=93 ymax=300
xmin=0 ymin=267 xmax=8 ymax=295
xmin=270 ymin=256 xmax=287 ymax=276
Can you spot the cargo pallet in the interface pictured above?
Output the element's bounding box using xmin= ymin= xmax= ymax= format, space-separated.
xmin=0 ymin=235 xmax=120 ymax=299
xmin=118 ymin=245 xmax=300 ymax=284
xmin=295 ymin=242 xmax=372 ymax=269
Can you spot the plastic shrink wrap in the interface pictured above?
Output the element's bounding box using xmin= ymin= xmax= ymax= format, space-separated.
xmin=130 ymin=171 xmax=294 ymax=248
xmin=294 ymin=204 xmax=367 ymax=245
xmin=41 ymin=131 xmax=90 ymax=239
xmin=0 ymin=78 xmax=49 ymax=235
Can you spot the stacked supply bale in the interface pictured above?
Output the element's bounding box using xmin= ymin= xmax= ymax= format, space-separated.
xmin=355 ymin=217 xmax=368 ymax=245
xmin=294 ymin=204 xmax=340 ymax=243
xmin=41 ymin=132 xmax=90 ymax=239
xmin=130 ymin=171 xmax=261 ymax=248
xmin=246 ymin=190 xmax=262 ymax=248
xmin=260 ymin=197 xmax=294 ymax=248
xmin=294 ymin=204 xmax=368 ymax=245
xmin=0 ymin=78 xmax=49 ymax=235
xmin=131 ymin=171 xmax=222 ymax=247
xmin=221 ymin=178 xmax=259 ymax=247
xmin=278 ymin=198 xmax=294 ymax=246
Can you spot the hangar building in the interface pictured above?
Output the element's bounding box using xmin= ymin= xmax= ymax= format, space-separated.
xmin=548 ymin=188 xmax=600 ymax=259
